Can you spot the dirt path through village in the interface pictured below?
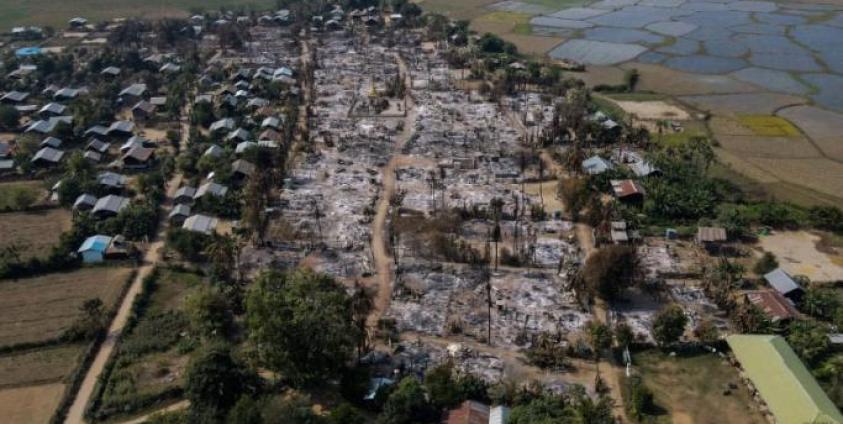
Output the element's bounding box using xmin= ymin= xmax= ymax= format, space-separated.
xmin=368 ymin=54 xmax=416 ymax=328
xmin=64 ymin=110 xmax=190 ymax=424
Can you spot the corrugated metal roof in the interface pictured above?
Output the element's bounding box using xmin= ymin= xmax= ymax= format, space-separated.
xmin=764 ymin=268 xmax=802 ymax=296
xmin=727 ymin=335 xmax=843 ymax=424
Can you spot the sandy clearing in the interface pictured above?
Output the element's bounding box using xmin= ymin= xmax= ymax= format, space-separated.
xmin=613 ymin=100 xmax=691 ymax=121
xmin=0 ymin=383 xmax=66 ymax=424
xmin=758 ymin=231 xmax=843 ymax=282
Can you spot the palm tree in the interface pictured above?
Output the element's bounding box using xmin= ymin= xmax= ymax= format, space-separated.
xmin=204 ymin=234 xmax=237 ymax=283
xmin=350 ymin=282 xmax=374 ymax=362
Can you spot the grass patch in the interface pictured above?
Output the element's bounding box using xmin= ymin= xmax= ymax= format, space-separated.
xmin=0 ymin=208 xmax=72 ymax=260
xmin=606 ymin=92 xmax=667 ymax=102
xmin=95 ymin=269 xmax=203 ymax=420
xmin=591 ymin=96 xmax=627 ymax=122
xmin=632 ymin=350 xmax=766 ymax=424
xmin=0 ymin=181 xmax=44 ymax=211
xmin=659 ymin=121 xmax=708 ymax=147
xmin=0 ymin=344 xmax=85 ymax=388
xmin=0 ymin=267 xmax=134 ymax=347
xmin=513 ymin=22 xmax=533 ymax=35
xmin=417 ymin=0 xmax=499 ymax=20
xmin=736 ymin=115 xmax=801 ymax=137
xmin=474 ymin=11 xmax=533 ymax=35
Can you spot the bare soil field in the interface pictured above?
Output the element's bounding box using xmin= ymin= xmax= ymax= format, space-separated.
xmin=634 ymin=351 xmax=766 ymax=424
xmin=716 ymin=136 xmax=822 ymax=159
xmin=679 ymin=92 xmax=806 ymax=115
xmin=777 ymin=105 xmax=843 ymax=162
xmin=612 ymin=100 xmax=690 ymax=121
xmin=0 ymin=208 xmax=72 ymax=260
xmin=0 ymin=383 xmax=65 ymax=424
xmin=758 ymin=231 xmax=843 ymax=282
xmin=744 ymin=157 xmax=843 ymax=200
xmin=502 ymin=33 xmax=564 ymax=56
xmin=0 ymin=343 xmax=84 ymax=388
xmin=0 ymin=267 xmax=134 ymax=347
xmin=521 ymin=180 xmax=563 ymax=214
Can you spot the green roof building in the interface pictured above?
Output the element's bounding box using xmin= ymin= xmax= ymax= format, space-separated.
xmin=727 ymin=335 xmax=843 ymax=424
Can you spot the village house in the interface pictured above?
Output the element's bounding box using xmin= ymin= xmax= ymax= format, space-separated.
xmin=169 ymin=204 xmax=191 ymax=226
xmin=182 ymin=214 xmax=219 ymax=235
xmin=31 ymin=146 xmax=64 ymax=166
xmin=695 ymin=226 xmax=728 ymax=252
xmin=92 ymin=195 xmax=129 ymax=219
xmin=39 ymin=102 xmax=67 ymax=118
xmin=86 ymin=138 xmax=111 ymax=154
xmin=119 ymin=83 xmax=148 ymax=104
xmin=610 ymin=179 xmax=645 ymax=203
xmin=195 ymin=181 xmax=229 ymax=200
xmin=764 ymin=268 xmax=805 ymax=304
xmin=73 ymin=194 xmax=97 ymax=211
xmin=745 ymin=290 xmax=800 ymax=325
xmin=122 ymin=146 xmax=155 ymax=169
xmin=174 ymin=186 xmax=197 ymax=204
xmin=131 ymin=100 xmax=156 ymax=121
xmin=40 ymin=136 xmax=63 ymax=149
xmin=1 ymin=90 xmax=29 ymax=104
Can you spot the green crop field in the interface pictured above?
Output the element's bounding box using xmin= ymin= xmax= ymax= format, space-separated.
xmin=0 ymin=0 xmax=276 ymax=31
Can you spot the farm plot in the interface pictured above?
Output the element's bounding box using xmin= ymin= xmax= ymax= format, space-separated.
xmin=0 ymin=267 xmax=134 ymax=347
xmin=0 ymin=208 xmax=72 ymax=260
xmin=0 ymin=383 xmax=66 ymax=424
xmin=0 ymin=343 xmax=85 ymax=388
xmin=93 ymin=269 xmax=202 ymax=421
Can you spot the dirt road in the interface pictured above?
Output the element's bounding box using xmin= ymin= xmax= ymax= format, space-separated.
xmin=116 ymin=400 xmax=189 ymax=424
xmin=368 ymin=54 xmax=417 ymax=327
xmin=64 ymin=111 xmax=190 ymax=424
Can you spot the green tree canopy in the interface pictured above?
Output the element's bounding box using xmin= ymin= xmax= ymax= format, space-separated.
xmin=185 ymin=343 xmax=259 ymax=420
xmin=246 ymin=269 xmax=359 ymax=387
xmin=652 ymin=304 xmax=688 ymax=347
xmin=378 ymin=377 xmax=438 ymax=424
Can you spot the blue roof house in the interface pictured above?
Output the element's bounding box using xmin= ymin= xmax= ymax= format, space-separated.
xmin=77 ymin=235 xmax=112 ymax=263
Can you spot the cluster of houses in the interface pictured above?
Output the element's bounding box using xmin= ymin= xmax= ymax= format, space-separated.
xmin=310 ymin=4 xmax=403 ymax=31
xmin=582 ymin=148 xmax=657 ymax=204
